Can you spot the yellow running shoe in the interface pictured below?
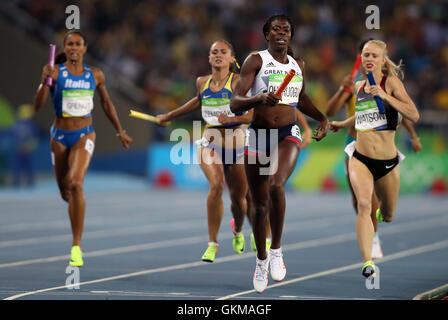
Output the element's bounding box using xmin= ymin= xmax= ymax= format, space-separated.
xmin=69 ymin=245 xmax=83 ymax=267
xmin=361 ymin=260 xmax=376 ymax=278
xmin=233 ymin=234 xmax=245 ymax=254
xmin=376 ymin=209 xmax=384 ymax=223
xmin=201 ymin=243 xmax=218 ymax=263
xmin=250 ymin=233 xmax=271 ymax=253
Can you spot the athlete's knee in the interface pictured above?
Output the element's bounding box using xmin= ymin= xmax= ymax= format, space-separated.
xmin=209 ymin=179 xmax=225 ymax=197
xmin=253 ymin=199 xmax=269 ymax=220
xmin=269 ymin=181 xmax=285 ymax=198
xmin=357 ymin=198 xmax=372 ymax=217
xmin=380 ymin=208 xmax=395 ymax=223
xmin=60 ymin=190 xmax=70 ymax=202
xmin=58 ymin=182 xmax=70 ymax=202
xmin=230 ymin=194 xmax=246 ymax=212
xmin=68 ymin=178 xmax=84 ymax=195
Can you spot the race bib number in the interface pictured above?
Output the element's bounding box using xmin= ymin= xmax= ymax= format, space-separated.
xmin=291 ymin=124 xmax=302 ymax=140
xmin=84 ymin=138 xmax=95 ymax=155
xmin=201 ymin=100 xmax=235 ymax=126
xmin=268 ymin=74 xmax=302 ymax=106
xmin=62 ymin=90 xmax=94 ymax=117
xmin=355 ymin=100 xmax=387 ymax=131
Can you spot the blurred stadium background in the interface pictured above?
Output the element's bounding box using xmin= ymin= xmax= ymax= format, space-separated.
xmin=0 ymin=0 xmax=446 ymax=194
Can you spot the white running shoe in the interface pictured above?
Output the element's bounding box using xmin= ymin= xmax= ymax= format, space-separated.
xmin=269 ymin=248 xmax=286 ymax=282
xmin=371 ymin=234 xmax=383 ymax=260
xmin=253 ymin=257 xmax=269 ymax=293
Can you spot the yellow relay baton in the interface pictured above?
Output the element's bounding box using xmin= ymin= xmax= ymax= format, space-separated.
xmin=129 ymin=109 xmax=171 ymax=127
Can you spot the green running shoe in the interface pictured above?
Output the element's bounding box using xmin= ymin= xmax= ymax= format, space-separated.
xmin=69 ymin=245 xmax=83 ymax=267
xmin=250 ymin=233 xmax=271 ymax=253
xmin=376 ymin=209 xmax=384 ymax=223
xmin=361 ymin=260 xmax=376 ymax=278
xmin=233 ymin=234 xmax=245 ymax=254
xmin=251 ymin=233 xmax=257 ymax=252
xmin=201 ymin=243 xmax=218 ymax=263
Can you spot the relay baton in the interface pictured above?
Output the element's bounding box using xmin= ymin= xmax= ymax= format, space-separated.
xmin=46 ymin=44 xmax=56 ymax=86
xmin=275 ymin=69 xmax=296 ymax=98
xmin=129 ymin=109 xmax=171 ymax=126
xmin=343 ymin=54 xmax=362 ymax=93
xmin=366 ymin=72 xmax=385 ymax=114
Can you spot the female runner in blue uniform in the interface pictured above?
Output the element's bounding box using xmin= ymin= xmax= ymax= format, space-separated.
xmin=230 ymin=14 xmax=328 ymax=293
xmin=329 ymin=39 xmax=419 ymax=278
xmin=34 ymin=31 xmax=132 ymax=267
xmin=156 ymin=40 xmax=253 ymax=262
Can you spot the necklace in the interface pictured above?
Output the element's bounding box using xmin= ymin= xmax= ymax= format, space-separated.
xmin=212 ymin=72 xmax=230 ymax=86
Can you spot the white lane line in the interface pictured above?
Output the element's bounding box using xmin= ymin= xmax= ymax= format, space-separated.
xmin=217 ymin=239 xmax=448 ymax=300
xmin=0 ymin=212 xmax=350 ymax=248
xmin=1 ymin=213 xmax=447 ymax=270
xmin=4 ymin=215 xmax=448 ymax=300
xmin=0 ymin=219 xmax=204 ymax=248
xmin=2 ymin=229 xmax=358 ymax=300
xmin=0 ymin=234 xmax=207 ymax=269
xmin=4 ymin=259 xmax=208 ymax=300
xmin=0 ymin=215 xmax=353 ymax=268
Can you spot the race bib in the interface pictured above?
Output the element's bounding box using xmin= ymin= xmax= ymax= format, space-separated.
xmin=267 ymin=74 xmax=302 ymax=106
xmin=201 ymin=100 xmax=235 ymax=126
xmin=355 ymin=100 xmax=387 ymax=131
xmin=62 ymin=90 xmax=94 ymax=117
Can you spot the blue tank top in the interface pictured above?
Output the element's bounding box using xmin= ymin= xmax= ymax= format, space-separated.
xmin=50 ymin=64 xmax=96 ymax=118
xmin=200 ymin=73 xmax=244 ymax=128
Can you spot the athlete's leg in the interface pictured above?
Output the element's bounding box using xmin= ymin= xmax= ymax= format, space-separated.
xmin=245 ymin=155 xmax=270 ymax=261
xmin=66 ymin=133 xmax=95 ymax=247
xmin=198 ymin=146 xmax=225 ymax=243
xmin=268 ymin=140 xmax=299 ymax=250
xmin=374 ymin=166 xmax=400 ymax=223
xmin=371 ymin=190 xmax=380 ymax=231
xmin=51 ymin=139 xmax=70 ymax=202
xmin=224 ymin=162 xmax=247 ymax=233
xmin=345 ymin=158 xmax=358 ymax=214
xmin=348 ymin=156 xmax=375 ymax=262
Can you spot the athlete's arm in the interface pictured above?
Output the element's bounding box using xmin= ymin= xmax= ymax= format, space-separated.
xmin=93 ymin=67 xmax=132 ymax=149
xmin=329 ymin=115 xmax=356 ymax=132
xmin=218 ymin=108 xmax=254 ymax=125
xmin=295 ymin=109 xmax=312 ymax=148
xmin=34 ymin=64 xmax=58 ymax=112
xmin=156 ymin=77 xmax=203 ymax=124
xmin=230 ymin=53 xmax=279 ymax=113
xmin=370 ymin=76 xmax=420 ymax=123
xmin=401 ymin=117 xmax=422 ymax=152
xmin=326 ymin=75 xmax=354 ymax=117
xmin=218 ymin=73 xmax=253 ymax=124
xmin=296 ymin=59 xmax=328 ymax=141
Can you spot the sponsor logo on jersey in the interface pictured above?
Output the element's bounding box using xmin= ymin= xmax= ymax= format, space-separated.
xmin=64 ymin=78 xmax=91 ymax=89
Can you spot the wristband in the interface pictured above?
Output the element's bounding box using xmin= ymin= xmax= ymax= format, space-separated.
xmin=116 ymin=130 xmax=126 ymax=137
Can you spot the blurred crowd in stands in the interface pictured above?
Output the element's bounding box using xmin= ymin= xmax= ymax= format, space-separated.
xmin=8 ymin=0 xmax=448 ymax=121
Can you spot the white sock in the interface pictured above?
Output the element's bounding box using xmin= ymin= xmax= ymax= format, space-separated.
xmin=270 ymin=247 xmax=282 ymax=254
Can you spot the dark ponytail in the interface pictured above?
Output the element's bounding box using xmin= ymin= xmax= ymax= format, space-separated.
xmin=55 ymin=52 xmax=67 ymax=64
